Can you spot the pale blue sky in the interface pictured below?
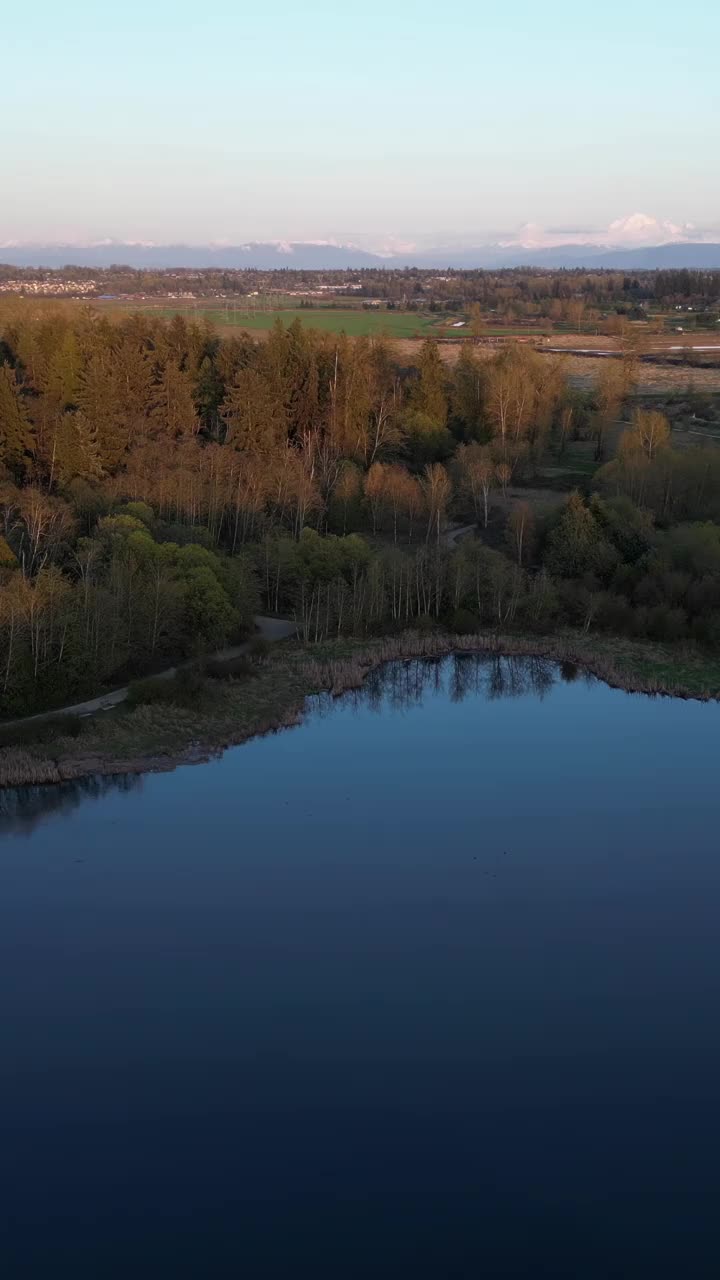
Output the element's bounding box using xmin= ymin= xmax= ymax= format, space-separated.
xmin=4 ymin=0 xmax=719 ymax=246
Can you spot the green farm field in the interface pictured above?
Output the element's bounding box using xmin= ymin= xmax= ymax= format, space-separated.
xmin=145 ymin=305 xmax=444 ymax=338
xmin=181 ymin=309 xmax=558 ymax=340
xmin=94 ymin=297 xmax=564 ymax=340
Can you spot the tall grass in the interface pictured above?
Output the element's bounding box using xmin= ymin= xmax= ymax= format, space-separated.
xmin=300 ymin=630 xmax=719 ymax=702
xmin=0 ymin=749 xmax=65 ymax=787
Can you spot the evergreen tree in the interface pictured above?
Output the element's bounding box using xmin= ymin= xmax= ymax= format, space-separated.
xmin=413 ymin=340 xmax=448 ymax=426
xmin=0 ymin=365 xmax=34 ymax=471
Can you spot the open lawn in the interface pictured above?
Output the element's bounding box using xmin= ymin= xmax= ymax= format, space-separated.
xmin=97 ymin=298 xmax=561 ymax=341
xmin=130 ymin=305 xmax=445 ymax=339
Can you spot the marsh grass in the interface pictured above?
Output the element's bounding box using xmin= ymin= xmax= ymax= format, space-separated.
xmin=299 ymin=631 xmax=720 ymax=702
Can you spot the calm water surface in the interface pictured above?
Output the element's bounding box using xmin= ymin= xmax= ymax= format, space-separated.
xmin=2 ymin=656 xmax=720 ymax=1278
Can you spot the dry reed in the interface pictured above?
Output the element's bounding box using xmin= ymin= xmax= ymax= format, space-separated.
xmin=300 ymin=631 xmax=718 ymax=702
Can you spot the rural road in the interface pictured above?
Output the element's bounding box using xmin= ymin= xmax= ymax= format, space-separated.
xmin=6 ymin=616 xmax=298 ymax=729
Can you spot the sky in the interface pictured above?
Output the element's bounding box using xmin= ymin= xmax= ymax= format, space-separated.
xmin=4 ymin=0 xmax=719 ymax=249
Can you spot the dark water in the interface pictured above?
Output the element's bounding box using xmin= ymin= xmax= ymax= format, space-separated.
xmin=2 ymin=656 xmax=720 ymax=1278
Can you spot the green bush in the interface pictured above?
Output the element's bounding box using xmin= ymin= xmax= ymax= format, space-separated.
xmin=413 ymin=614 xmax=440 ymax=633
xmin=248 ymin=634 xmax=271 ymax=661
xmin=449 ymin=608 xmax=481 ymax=634
xmin=0 ymin=713 xmax=84 ymax=749
xmin=205 ymin=655 xmax=253 ymax=680
xmin=692 ymin=610 xmax=720 ymax=647
xmin=127 ymin=666 xmax=205 ymax=708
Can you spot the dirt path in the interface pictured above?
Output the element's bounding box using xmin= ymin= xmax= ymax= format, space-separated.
xmin=444 ymin=523 xmax=477 ymax=547
xmin=6 ymin=616 xmax=298 ymax=729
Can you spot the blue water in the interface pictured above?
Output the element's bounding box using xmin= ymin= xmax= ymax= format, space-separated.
xmin=2 ymin=656 xmax=720 ymax=1278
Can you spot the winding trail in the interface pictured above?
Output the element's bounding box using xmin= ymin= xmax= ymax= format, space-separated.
xmin=4 ymin=616 xmax=298 ymax=729
xmin=444 ymin=523 xmax=478 ymax=548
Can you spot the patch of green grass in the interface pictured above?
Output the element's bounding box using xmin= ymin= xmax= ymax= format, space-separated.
xmin=156 ymin=307 xmax=441 ymax=338
xmin=566 ymin=633 xmax=720 ymax=698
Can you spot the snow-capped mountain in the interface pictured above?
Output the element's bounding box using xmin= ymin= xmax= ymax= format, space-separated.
xmin=2 ymin=217 xmax=720 ymax=270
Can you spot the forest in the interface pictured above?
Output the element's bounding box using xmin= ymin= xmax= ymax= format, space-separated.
xmin=1 ymin=302 xmax=720 ymax=717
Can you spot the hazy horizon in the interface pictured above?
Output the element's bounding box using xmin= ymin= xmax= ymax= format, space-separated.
xmin=3 ymin=211 xmax=720 ymax=255
xmin=5 ymin=1 xmax=718 ymax=249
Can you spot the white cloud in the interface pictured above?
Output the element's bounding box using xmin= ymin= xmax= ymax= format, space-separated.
xmin=606 ymin=214 xmax=689 ymax=245
xmin=340 ymin=215 xmax=718 ymax=256
xmin=497 ymin=213 xmax=712 ymax=252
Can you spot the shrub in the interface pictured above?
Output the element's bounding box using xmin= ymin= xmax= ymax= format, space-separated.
xmin=647 ymin=605 xmax=688 ymax=643
xmin=248 ymin=634 xmax=271 ymax=662
xmin=205 ymin=655 xmax=253 ymax=680
xmin=597 ymin=595 xmax=635 ymax=634
xmin=413 ymin=614 xmax=440 ymax=633
xmin=0 ymin=713 xmax=84 ymax=750
xmin=127 ymin=666 xmax=205 ymax=708
xmin=120 ymin=501 xmax=155 ymax=527
xmin=449 ymin=607 xmax=481 ymax=634
xmin=692 ymin=610 xmax=720 ymax=647
xmin=126 ymin=676 xmax=175 ymax=707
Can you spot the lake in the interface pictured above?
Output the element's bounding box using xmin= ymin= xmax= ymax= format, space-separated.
xmin=2 ymin=655 xmax=720 ymax=1278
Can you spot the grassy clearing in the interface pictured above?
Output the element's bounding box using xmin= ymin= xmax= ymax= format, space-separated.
xmin=1 ymin=630 xmax=719 ymax=789
xmin=597 ymin=638 xmax=720 ymax=695
xmin=99 ymin=298 xmax=566 ymax=342
xmin=100 ymin=299 xmax=560 ymax=343
xmin=147 ymin=306 xmax=442 ymax=339
xmin=537 ymin=456 xmax=601 ymax=490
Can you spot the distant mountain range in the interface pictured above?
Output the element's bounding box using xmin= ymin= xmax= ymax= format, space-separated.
xmin=3 ymin=241 xmax=720 ymax=271
xmin=0 ymin=242 xmax=388 ymax=271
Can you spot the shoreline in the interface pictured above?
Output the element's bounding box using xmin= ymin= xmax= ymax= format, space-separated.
xmin=1 ymin=629 xmax=719 ymax=790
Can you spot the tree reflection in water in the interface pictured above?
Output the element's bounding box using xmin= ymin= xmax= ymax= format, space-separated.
xmin=0 ymin=773 xmax=143 ymax=838
xmin=2 ymin=657 xmax=592 ymax=832
xmin=316 ymin=653 xmax=592 ymax=719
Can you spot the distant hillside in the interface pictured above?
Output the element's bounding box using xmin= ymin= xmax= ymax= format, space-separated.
xmin=3 ymin=240 xmax=720 ymax=271
xmin=407 ymin=244 xmax=720 ymax=270
xmin=486 ymin=243 xmax=720 ymax=270
xmin=0 ymin=242 xmax=387 ymax=271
